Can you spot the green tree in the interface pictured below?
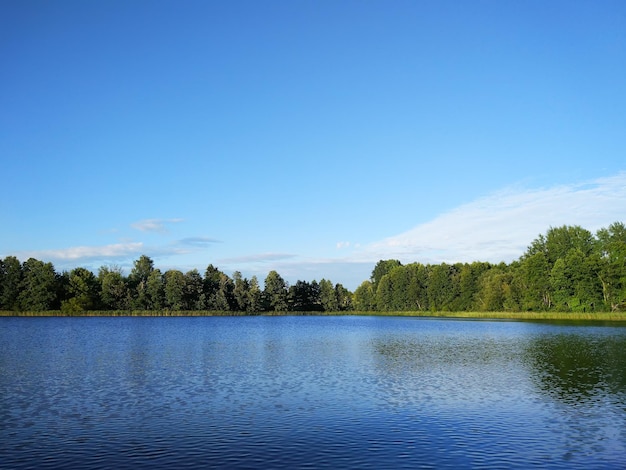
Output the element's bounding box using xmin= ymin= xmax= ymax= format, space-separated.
xmin=18 ymin=258 xmax=58 ymax=311
xmin=519 ymin=252 xmax=552 ymax=310
xmin=476 ymin=266 xmax=519 ymax=311
xmin=457 ymin=262 xmax=491 ymax=311
xmin=264 ymin=270 xmax=288 ymax=312
xmin=129 ymin=255 xmax=155 ymax=284
xmin=371 ymin=259 xmax=402 ymax=288
xmin=164 ymin=270 xmax=185 ymax=310
xmin=550 ymin=257 xmax=571 ymax=310
xmin=98 ymin=266 xmax=129 ymax=310
xmin=384 ymin=264 xmax=432 ymax=311
xmin=214 ymin=272 xmax=234 ymax=311
xmin=247 ymin=276 xmax=262 ymax=313
xmin=0 ymin=256 xmax=22 ymax=310
xmin=203 ymin=268 xmax=234 ymax=311
xmin=335 ymin=283 xmax=353 ymax=311
xmin=128 ymin=255 xmax=155 ymax=309
xmin=184 ymin=269 xmax=205 ymax=309
xmin=289 ymin=280 xmax=322 ymax=311
xmin=390 ymin=266 xmax=410 ymax=310
xmin=204 ymin=264 xmax=223 ymax=309
xmin=232 ymin=271 xmax=249 ymax=312
xmin=146 ymin=269 xmax=165 ymax=310
xmin=524 ymin=225 xmax=595 ymax=264
xmin=309 ymin=280 xmax=322 ymax=310
xmin=319 ymin=279 xmax=339 ymax=312
xmin=62 ymin=267 xmax=100 ymax=313
xmin=521 ymin=225 xmax=601 ymax=311
xmin=551 ymin=249 xmax=602 ymax=311
xmin=353 ymin=280 xmax=376 ymax=311
xmin=544 ymin=225 xmax=596 ymax=264
xmin=427 ymin=263 xmax=459 ymax=311
xmin=596 ymin=222 xmax=626 ymax=311
xmin=404 ymin=263 xmax=429 ymax=311
xmin=375 ymin=273 xmax=395 ymax=311
xmin=503 ymin=262 xmax=523 ymax=311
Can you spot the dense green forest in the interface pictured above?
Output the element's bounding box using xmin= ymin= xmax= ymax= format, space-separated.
xmin=355 ymin=222 xmax=626 ymax=313
xmin=1 ymin=223 xmax=625 ymax=314
xmin=0 ymin=253 xmax=353 ymax=314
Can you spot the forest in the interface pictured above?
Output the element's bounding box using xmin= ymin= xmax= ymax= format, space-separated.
xmin=1 ymin=222 xmax=625 ymax=314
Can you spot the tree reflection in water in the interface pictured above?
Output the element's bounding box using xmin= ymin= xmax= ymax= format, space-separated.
xmin=525 ymin=333 xmax=626 ymax=404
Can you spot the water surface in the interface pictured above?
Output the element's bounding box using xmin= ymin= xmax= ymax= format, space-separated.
xmin=1 ymin=316 xmax=625 ymax=468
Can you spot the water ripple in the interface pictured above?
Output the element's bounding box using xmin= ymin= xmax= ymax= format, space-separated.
xmin=1 ymin=316 xmax=625 ymax=469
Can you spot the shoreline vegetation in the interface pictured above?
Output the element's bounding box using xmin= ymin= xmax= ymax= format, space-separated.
xmin=2 ymin=310 xmax=626 ymax=322
xmin=2 ymin=223 xmax=625 ymax=317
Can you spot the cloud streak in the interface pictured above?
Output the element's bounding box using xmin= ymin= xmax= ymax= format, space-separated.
xmin=12 ymin=236 xmax=219 ymax=268
xmin=218 ymin=253 xmax=297 ymax=264
xmin=179 ymin=237 xmax=222 ymax=247
xmin=131 ymin=218 xmax=184 ymax=233
xmin=6 ymin=173 xmax=625 ymax=291
xmin=18 ymin=242 xmax=145 ymax=262
xmin=358 ymin=172 xmax=626 ymax=265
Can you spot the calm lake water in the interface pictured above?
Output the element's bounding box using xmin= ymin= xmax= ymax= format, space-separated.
xmin=1 ymin=316 xmax=625 ymax=469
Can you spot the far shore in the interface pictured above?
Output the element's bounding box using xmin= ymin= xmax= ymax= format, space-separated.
xmin=2 ymin=310 xmax=626 ymax=322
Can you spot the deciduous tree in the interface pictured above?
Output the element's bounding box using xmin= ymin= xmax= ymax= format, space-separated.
xmin=0 ymin=256 xmax=22 ymax=310
xmin=164 ymin=270 xmax=185 ymax=310
xmin=62 ymin=267 xmax=100 ymax=312
xmin=99 ymin=266 xmax=129 ymax=310
xmin=18 ymin=258 xmax=58 ymax=311
xmin=247 ymin=276 xmax=262 ymax=313
xmin=184 ymin=269 xmax=205 ymax=310
xmin=146 ymin=269 xmax=165 ymax=310
xmin=319 ymin=279 xmax=338 ymax=312
xmin=264 ymin=270 xmax=288 ymax=312
xmin=597 ymin=222 xmax=626 ymax=310
xmin=353 ymin=280 xmax=375 ymax=311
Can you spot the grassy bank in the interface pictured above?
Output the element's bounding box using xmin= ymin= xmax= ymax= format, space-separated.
xmin=2 ymin=310 xmax=626 ymax=322
xmin=346 ymin=310 xmax=626 ymax=322
xmin=0 ymin=310 xmax=244 ymax=317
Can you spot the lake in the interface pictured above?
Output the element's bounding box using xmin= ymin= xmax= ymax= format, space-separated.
xmin=1 ymin=316 xmax=625 ymax=469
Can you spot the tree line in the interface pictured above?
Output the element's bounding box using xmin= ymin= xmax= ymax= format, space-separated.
xmin=0 ymin=254 xmax=352 ymax=313
xmin=354 ymin=222 xmax=626 ymax=313
xmin=1 ymin=222 xmax=624 ymax=314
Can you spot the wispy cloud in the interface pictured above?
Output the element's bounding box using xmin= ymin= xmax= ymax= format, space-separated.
xmin=18 ymin=242 xmax=145 ymax=262
xmin=179 ymin=237 xmax=222 ymax=247
xmin=358 ymin=172 xmax=626 ymax=265
xmin=218 ymin=252 xmax=297 ymax=264
xmin=16 ymin=237 xmax=218 ymax=264
xmin=216 ymin=253 xmax=373 ymax=289
xmin=197 ymin=173 xmax=626 ymax=290
xmin=7 ymin=173 xmax=625 ymax=291
xmin=131 ymin=218 xmax=184 ymax=233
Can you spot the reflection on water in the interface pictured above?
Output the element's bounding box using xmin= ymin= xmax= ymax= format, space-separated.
xmin=1 ymin=316 xmax=625 ymax=469
xmin=523 ymin=332 xmax=626 ymax=464
xmin=526 ymin=333 xmax=626 ymax=402
xmin=371 ymin=335 xmax=529 ymax=409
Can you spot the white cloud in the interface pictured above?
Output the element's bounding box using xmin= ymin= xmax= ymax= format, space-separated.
xmin=205 ymin=173 xmax=626 ymax=290
xmin=218 ymin=252 xmax=297 ymax=264
xmin=8 ymin=173 xmax=625 ymax=291
xmin=357 ymin=172 xmax=626 ymax=265
xmin=9 ymin=234 xmax=220 ymax=273
xmin=131 ymin=218 xmax=184 ymax=233
xmin=18 ymin=242 xmax=145 ymax=262
xmin=179 ymin=237 xmax=222 ymax=247
xmin=216 ymin=254 xmax=373 ymax=289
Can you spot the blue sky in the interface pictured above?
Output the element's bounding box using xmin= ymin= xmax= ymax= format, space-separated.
xmin=2 ymin=0 xmax=625 ymax=289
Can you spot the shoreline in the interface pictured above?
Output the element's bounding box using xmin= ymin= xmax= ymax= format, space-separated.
xmin=2 ymin=310 xmax=626 ymax=322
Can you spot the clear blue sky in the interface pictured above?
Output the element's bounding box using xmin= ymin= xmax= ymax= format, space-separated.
xmin=2 ymin=0 xmax=625 ymax=289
